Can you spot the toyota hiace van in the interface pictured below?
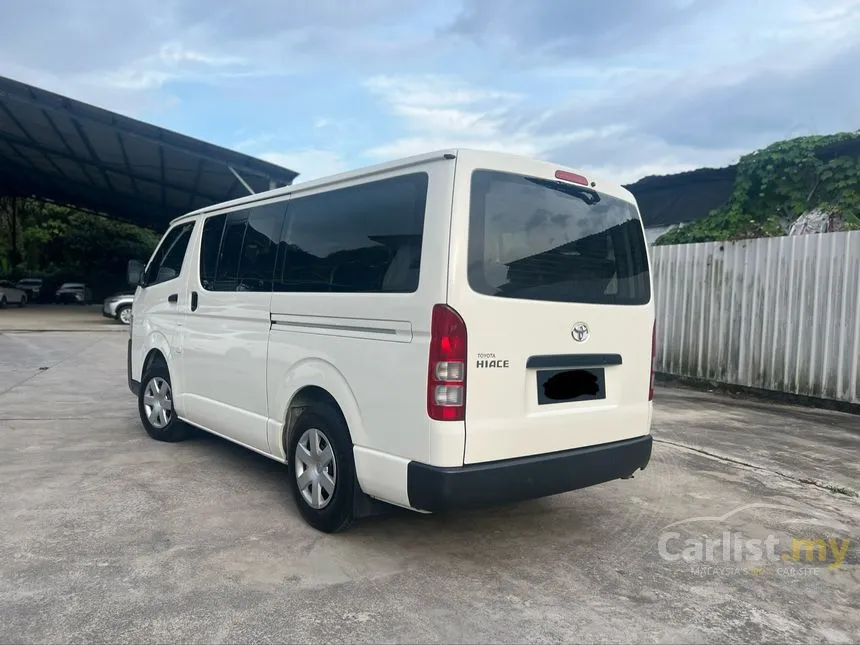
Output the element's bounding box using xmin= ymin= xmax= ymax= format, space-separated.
xmin=127 ymin=149 xmax=656 ymax=532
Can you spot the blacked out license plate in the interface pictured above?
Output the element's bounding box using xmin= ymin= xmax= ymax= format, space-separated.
xmin=536 ymin=367 xmax=606 ymax=405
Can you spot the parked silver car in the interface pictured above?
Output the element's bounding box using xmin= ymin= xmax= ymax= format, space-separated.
xmin=102 ymin=293 xmax=134 ymax=324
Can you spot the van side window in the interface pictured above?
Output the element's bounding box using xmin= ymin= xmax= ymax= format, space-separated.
xmin=144 ymin=221 xmax=195 ymax=286
xmin=237 ymin=203 xmax=287 ymax=291
xmin=199 ymin=205 xmax=287 ymax=292
xmin=199 ymin=214 xmax=226 ymax=290
xmin=212 ymin=210 xmax=249 ymax=291
xmin=274 ymin=172 xmax=428 ymax=293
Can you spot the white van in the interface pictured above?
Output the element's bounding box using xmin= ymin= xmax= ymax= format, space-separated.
xmin=127 ymin=149 xmax=656 ymax=533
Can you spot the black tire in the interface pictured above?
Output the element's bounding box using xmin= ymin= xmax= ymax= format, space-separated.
xmin=18 ymin=295 xmax=27 ymax=308
xmin=0 ymin=296 xmax=6 ymax=308
xmin=286 ymin=405 xmax=355 ymax=533
xmin=138 ymin=360 xmax=188 ymax=442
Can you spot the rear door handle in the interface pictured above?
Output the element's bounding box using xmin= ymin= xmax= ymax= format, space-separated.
xmin=167 ymin=293 xmax=178 ymax=303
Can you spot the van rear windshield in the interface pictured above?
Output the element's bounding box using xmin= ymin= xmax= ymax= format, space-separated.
xmin=467 ymin=169 xmax=651 ymax=305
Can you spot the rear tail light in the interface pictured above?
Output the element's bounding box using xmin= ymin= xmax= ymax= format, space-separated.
xmin=427 ymin=304 xmax=467 ymax=421
xmin=649 ymin=321 xmax=656 ymax=401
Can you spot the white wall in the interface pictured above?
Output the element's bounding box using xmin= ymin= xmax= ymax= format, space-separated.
xmin=651 ymin=231 xmax=860 ymax=403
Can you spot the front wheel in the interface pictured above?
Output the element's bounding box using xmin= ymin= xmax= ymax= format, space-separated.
xmin=287 ymin=405 xmax=355 ymax=533
xmin=138 ymin=361 xmax=188 ymax=442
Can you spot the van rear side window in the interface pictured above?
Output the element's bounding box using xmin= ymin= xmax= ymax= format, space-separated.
xmin=467 ymin=169 xmax=651 ymax=305
xmin=274 ymin=172 xmax=428 ymax=294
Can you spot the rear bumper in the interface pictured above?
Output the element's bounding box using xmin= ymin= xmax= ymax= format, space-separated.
xmin=406 ymin=435 xmax=652 ymax=513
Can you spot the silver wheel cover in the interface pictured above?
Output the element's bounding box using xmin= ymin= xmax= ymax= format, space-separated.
xmin=143 ymin=376 xmax=173 ymax=429
xmin=294 ymin=427 xmax=337 ymax=509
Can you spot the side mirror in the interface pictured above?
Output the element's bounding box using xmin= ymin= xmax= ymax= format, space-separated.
xmin=127 ymin=259 xmax=145 ymax=287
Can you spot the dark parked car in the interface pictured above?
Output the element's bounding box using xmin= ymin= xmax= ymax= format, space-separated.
xmin=54 ymin=282 xmax=93 ymax=304
xmin=15 ymin=277 xmax=43 ymax=300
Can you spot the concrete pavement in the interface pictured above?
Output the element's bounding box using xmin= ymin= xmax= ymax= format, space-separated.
xmin=1 ymin=331 xmax=858 ymax=643
xmin=654 ymin=385 xmax=859 ymax=494
xmin=0 ymin=304 xmax=127 ymax=332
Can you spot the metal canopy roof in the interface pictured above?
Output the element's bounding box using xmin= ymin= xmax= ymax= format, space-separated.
xmin=0 ymin=74 xmax=298 ymax=231
xmin=625 ymin=166 xmax=737 ymax=229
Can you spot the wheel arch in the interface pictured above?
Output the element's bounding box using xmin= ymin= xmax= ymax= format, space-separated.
xmin=281 ymin=385 xmax=350 ymax=455
xmin=134 ymin=330 xmax=173 ymax=382
xmin=271 ymin=357 xmax=367 ymax=461
xmin=143 ymin=347 xmax=168 ymax=374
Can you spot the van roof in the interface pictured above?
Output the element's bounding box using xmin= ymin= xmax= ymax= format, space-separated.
xmin=170 ymin=148 xmax=633 ymax=225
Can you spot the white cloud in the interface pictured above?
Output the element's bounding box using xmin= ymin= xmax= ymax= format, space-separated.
xmin=259 ymin=149 xmax=349 ymax=183
xmin=156 ymin=43 xmax=246 ymax=67
xmin=364 ymin=74 xmax=520 ymax=109
xmin=363 ymin=73 xmax=559 ymax=162
xmin=233 ymin=133 xmax=279 ymax=151
xmin=365 ymin=136 xmax=542 ymax=161
xmin=362 ymin=72 xmax=704 ymax=182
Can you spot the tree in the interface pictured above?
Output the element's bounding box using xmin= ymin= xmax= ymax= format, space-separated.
xmin=0 ymin=198 xmax=160 ymax=298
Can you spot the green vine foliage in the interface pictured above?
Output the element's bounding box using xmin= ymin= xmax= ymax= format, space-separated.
xmin=655 ymin=130 xmax=860 ymax=245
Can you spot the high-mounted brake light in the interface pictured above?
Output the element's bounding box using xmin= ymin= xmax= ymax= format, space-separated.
xmin=427 ymin=304 xmax=467 ymax=421
xmin=649 ymin=321 xmax=656 ymax=401
xmin=555 ymin=169 xmax=589 ymax=186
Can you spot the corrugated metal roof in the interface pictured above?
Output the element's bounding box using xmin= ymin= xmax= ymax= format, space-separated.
xmin=0 ymin=74 xmax=298 ymax=230
xmin=626 ymin=166 xmax=737 ymax=229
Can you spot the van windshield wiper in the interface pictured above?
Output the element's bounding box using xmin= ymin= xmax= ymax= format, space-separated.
xmin=525 ymin=176 xmax=601 ymax=205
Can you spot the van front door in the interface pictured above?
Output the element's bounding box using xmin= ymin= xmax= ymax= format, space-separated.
xmin=132 ymin=220 xmax=196 ymax=387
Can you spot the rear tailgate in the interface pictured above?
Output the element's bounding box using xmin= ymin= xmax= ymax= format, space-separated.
xmin=445 ymin=152 xmax=655 ymax=464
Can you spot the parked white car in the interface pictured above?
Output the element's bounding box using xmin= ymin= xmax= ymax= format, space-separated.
xmin=127 ymin=149 xmax=656 ymax=533
xmin=0 ymin=280 xmax=28 ymax=307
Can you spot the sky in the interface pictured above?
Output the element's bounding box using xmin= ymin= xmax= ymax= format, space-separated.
xmin=1 ymin=0 xmax=859 ymax=184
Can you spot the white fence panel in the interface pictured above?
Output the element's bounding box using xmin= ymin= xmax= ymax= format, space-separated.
xmin=651 ymin=231 xmax=860 ymax=404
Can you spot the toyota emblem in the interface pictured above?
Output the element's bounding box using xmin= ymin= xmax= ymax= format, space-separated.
xmin=571 ymin=322 xmax=589 ymax=343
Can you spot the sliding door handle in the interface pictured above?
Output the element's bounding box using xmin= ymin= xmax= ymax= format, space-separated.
xmin=167 ymin=293 xmax=178 ymax=303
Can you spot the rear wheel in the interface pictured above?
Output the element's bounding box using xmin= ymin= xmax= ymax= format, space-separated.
xmin=18 ymin=294 xmax=27 ymax=307
xmin=138 ymin=360 xmax=188 ymax=442
xmin=287 ymin=405 xmax=355 ymax=533
xmin=0 ymin=296 xmax=6 ymax=308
